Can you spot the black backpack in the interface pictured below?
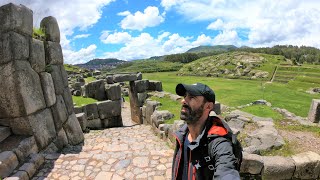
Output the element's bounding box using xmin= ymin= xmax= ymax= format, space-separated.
xmin=195 ymin=116 xmax=243 ymax=174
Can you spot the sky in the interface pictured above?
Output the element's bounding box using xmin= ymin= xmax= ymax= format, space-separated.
xmin=1 ymin=0 xmax=320 ymax=64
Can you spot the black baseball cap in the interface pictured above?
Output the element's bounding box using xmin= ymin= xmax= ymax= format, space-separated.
xmin=176 ymin=83 xmax=215 ymax=103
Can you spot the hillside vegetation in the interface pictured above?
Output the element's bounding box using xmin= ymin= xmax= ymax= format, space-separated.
xmin=110 ymin=59 xmax=183 ymax=73
xmin=178 ymin=51 xmax=287 ymax=80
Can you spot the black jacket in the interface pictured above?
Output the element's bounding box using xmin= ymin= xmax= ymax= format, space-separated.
xmin=172 ymin=115 xmax=240 ymax=180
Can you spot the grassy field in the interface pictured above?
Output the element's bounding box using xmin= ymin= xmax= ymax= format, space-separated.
xmin=72 ymin=96 xmax=97 ymax=106
xmin=144 ymin=72 xmax=320 ymax=117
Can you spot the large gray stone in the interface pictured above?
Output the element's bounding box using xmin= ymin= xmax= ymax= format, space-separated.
xmin=51 ymin=95 xmax=68 ymax=132
xmin=308 ymin=99 xmax=320 ymax=123
xmin=40 ymin=16 xmax=60 ymax=42
xmin=145 ymin=100 xmax=160 ymax=125
xmin=151 ymin=110 xmax=174 ymax=128
xmin=113 ymin=74 xmax=137 ymax=82
xmin=134 ymin=80 xmax=148 ymax=93
xmin=74 ymin=106 xmax=84 ymax=114
xmin=76 ymin=113 xmax=87 ymax=131
xmin=106 ymin=75 xmax=114 ymax=84
xmin=10 ymin=116 xmax=33 ymax=135
xmin=50 ymin=65 xmax=64 ymax=95
xmin=6 ymin=170 xmax=29 ymax=180
xmin=44 ymin=41 xmax=63 ymax=65
xmin=29 ymin=38 xmax=45 ymax=73
xmin=18 ymin=162 xmax=36 ymax=178
xmin=29 ymin=109 xmax=56 ymax=149
xmin=54 ymin=128 xmax=68 ymax=149
xmin=13 ymin=136 xmax=38 ymax=163
xmin=0 ymin=32 xmax=29 ymax=65
xmin=213 ymin=102 xmax=221 ymax=115
xmin=0 ymin=151 xmax=19 ymax=178
xmin=262 ymin=156 xmax=295 ymax=180
xmin=0 ymin=3 xmax=33 ymax=36
xmin=97 ymin=100 xmax=122 ymax=119
xmin=87 ymin=119 xmax=103 ymax=129
xmin=62 ymin=87 xmax=74 ymax=115
xmin=147 ymin=80 xmax=162 ymax=91
xmin=63 ymin=113 xmax=84 ymax=145
xmin=103 ymin=115 xmax=123 ymax=128
xmin=292 ymin=151 xmax=320 ymax=179
xmin=85 ymin=103 xmax=99 ymax=120
xmin=136 ymin=72 xmax=142 ymax=80
xmin=137 ymin=92 xmax=148 ymax=107
xmin=39 ymin=72 xmax=56 ymax=107
xmin=240 ymin=153 xmax=264 ymax=174
xmin=0 ymin=61 xmax=46 ymax=118
xmin=84 ymin=80 xmax=106 ymax=100
xmin=0 ymin=126 xmax=11 ymax=143
xmin=60 ymin=65 xmax=69 ymax=88
xmin=105 ymin=83 xmax=121 ymax=101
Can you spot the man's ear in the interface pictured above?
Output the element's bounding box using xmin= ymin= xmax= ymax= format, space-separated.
xmin=206 ymin=102 xmax=214 ymax=111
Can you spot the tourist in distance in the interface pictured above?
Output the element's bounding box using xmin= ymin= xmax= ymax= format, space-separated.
xmin=172 ymin=83 xmax=241 ymax=180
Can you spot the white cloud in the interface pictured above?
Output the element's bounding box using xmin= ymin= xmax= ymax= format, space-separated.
xmin=162 ymin=0 xmax=320 ymax=48
xmin=100 ymin=31 xmax=132 ymax=44
xmin=73 ymin=34 xmax=91 ymax=39
xmin=117 ymin=10 xmax=130 ymax=16
xmin=119 ymin=6 xmax=165 ymax=31
xmin=63 ymin=44 xmax=97 ymax=64
xmin=213 ymin=30 xmax=241 ymax=46
xmin=103 ymin=33 xmax=211 ymax=60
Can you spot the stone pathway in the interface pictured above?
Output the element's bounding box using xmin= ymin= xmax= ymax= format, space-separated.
xmin=32 ymin=102 xmax=174 ymax=180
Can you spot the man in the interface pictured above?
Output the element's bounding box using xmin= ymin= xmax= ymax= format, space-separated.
xmin=172 ymin=83 xmax=240 ymax=180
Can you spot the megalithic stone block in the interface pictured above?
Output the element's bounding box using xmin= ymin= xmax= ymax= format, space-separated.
xmin=0 ymin=61 xmax=46 ymax=119
xmin=308 ymin=99 xmax=320 ymax=123
xmin=44 ymin=41 xmax=63 ymax=65
xmin=0 ymin=151 xmax=19 ymax=178
xmin=105 ymin=83 xmax=121 ymax=101
xmin=29 ymin=38 xmax=45 ymax=73
xmin=63 ymin=113 xmax=84 ymax=145
xmin=51 ymin=95 xmax=68 ymax=132
xmin=129 ymin=81 xmax=142 ymax=124
xmin=40 ymin=16 xmax=60 ymax=42
xmin=39 ymin=72 xmax=56 ymax=107
xmin=0 ymin=31 xmax=29 ymax=65
xmin=50 ymin=65 xmax=64 ymax=95
xmin=0 ymin=3 xmax=33 ymax=36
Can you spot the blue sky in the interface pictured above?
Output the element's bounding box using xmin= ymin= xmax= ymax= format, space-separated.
xmin=2 ymin=0 xmax=320 ymax=64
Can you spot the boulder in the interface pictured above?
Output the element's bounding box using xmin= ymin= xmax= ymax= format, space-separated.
xmin=240 ymin=152 xmax=264 ymax=174
xmin=151 ymin=110 xmax=174 ymax=128
xmin=50 ymin=65 xmax=64 ymax=95
xmin=105 ymin=83 xmax=121 ymax=101
xmin=40 ymin=16 xmax=60 ymax=42
xmin=29 ymin=38 xmax=45 ymax=73
xmin=44 ymin=41 xmax=63 ymax=65
xmin=106 ymin=75 xmax=114 ymax=84
xmin=76 ymin=113 xmax=87 ymax=131
xmin=308 ymin=99 xmax=320 ymax=123
xmin=103 ymin=115 xmax=123 ymax=128
xmin=144 ymin=100 xmax=160 ymax=125
xmin=0 ymin=61 xmax=46 ymax=118
xmin=0 ymin=3 xmax=33 ymax=36
xmin=113 ymin=74 xmax=137 ymax=82
xmin=51 ymin=95 xmax=68 ymax=132
xmin=137 ymin=92 xmax=148 ymax=107
xmin=85 ymin=103 xmax=99 ymax=120
xmin=13 ymin=136 xmax=38 ymax=163
xmin=134 ymin=80 xmax=148 ymax=93
xmin=87 ymin=119 xmax=103 ymax=129
xmin=147 ymin=80 xmax=162 ymax=91
xmin=262 ymin=156 xmax=295 ymax=180
xmin=63 ymin=113 xmax=84 ymax=145
xmin=291 ymin=151 xmax=320 ymax=179
xmin=0 ymin=151 xmax=19 ymax=178
xmin=169 ymin=94 xmax=182 ymax=101
xmin=54 ymin=128 xmax=68 ymax=150
xmin=97 ymin=100 xmax=121 ymax=119
xmin=136 ymin=72 xmax=142 ymax=80
xmin=62 ymin=87 xmax=74 ymax=115
xmin=39 ymin=72 xmax=56 ymax=107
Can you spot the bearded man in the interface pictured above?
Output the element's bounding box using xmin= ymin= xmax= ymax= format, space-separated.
xmin=172 ymin=83 xmax=240 ymax=180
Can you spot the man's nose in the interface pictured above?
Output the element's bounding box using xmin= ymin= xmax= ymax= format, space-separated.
xmin=181 ymin=97 xmax=186 ymax=105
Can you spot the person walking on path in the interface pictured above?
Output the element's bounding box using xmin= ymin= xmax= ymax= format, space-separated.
xmin=172 ymin=83 xmax=241 ymax=180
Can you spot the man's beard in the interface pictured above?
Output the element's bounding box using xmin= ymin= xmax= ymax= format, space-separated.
xmin=180 ymin=103 xmax=205 ymax=125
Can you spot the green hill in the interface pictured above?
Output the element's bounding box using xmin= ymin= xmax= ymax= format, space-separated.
xmin=178 ymin=51 xmax=287 ymax=80
xmin=110 ymin=59 xmax=183 ymax=73
xmin=186 ymin=45 xmax=238 ymax=53
xmin=83 ymin=58 xmax=126 ymax=65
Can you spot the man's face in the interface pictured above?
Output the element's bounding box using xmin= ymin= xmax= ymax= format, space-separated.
xmin=180 ymin=93 xmax=206 ymax=124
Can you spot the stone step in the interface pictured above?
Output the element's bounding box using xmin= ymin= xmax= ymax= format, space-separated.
xmin=0 ymin=126 xmax=11 ymax=143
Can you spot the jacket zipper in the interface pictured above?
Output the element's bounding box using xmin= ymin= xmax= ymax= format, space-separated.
xmin=173 ymin=134 xmax=182 ymax=180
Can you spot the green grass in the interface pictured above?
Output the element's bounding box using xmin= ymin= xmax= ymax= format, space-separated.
xmin=241 ymin=105 xmax=283 ymax=120
xmin=274 ymin=118 xmax=320 ymax=137
xmin=149 ymin=95 xmax=181 ymax=124
xmin=32 ymin=27 xmax=45 ymax=40
xmin=260 ymin=140 xmax=294 ymax=157
xmin=72 ymin=96 xmax=97 ymax=106
xmin=144 ymin=72 xmax=320 ymax=117
xmin=64 ymin=64 xmax=86 ymax=73
xmin=84 ymin=77 xmax=96 ymax=84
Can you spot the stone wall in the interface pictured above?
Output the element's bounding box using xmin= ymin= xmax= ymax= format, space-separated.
xmin=0 ymin=3 xmax=83 ymax=178
xmin=74 ymin=100 xmax=123 ymax=129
